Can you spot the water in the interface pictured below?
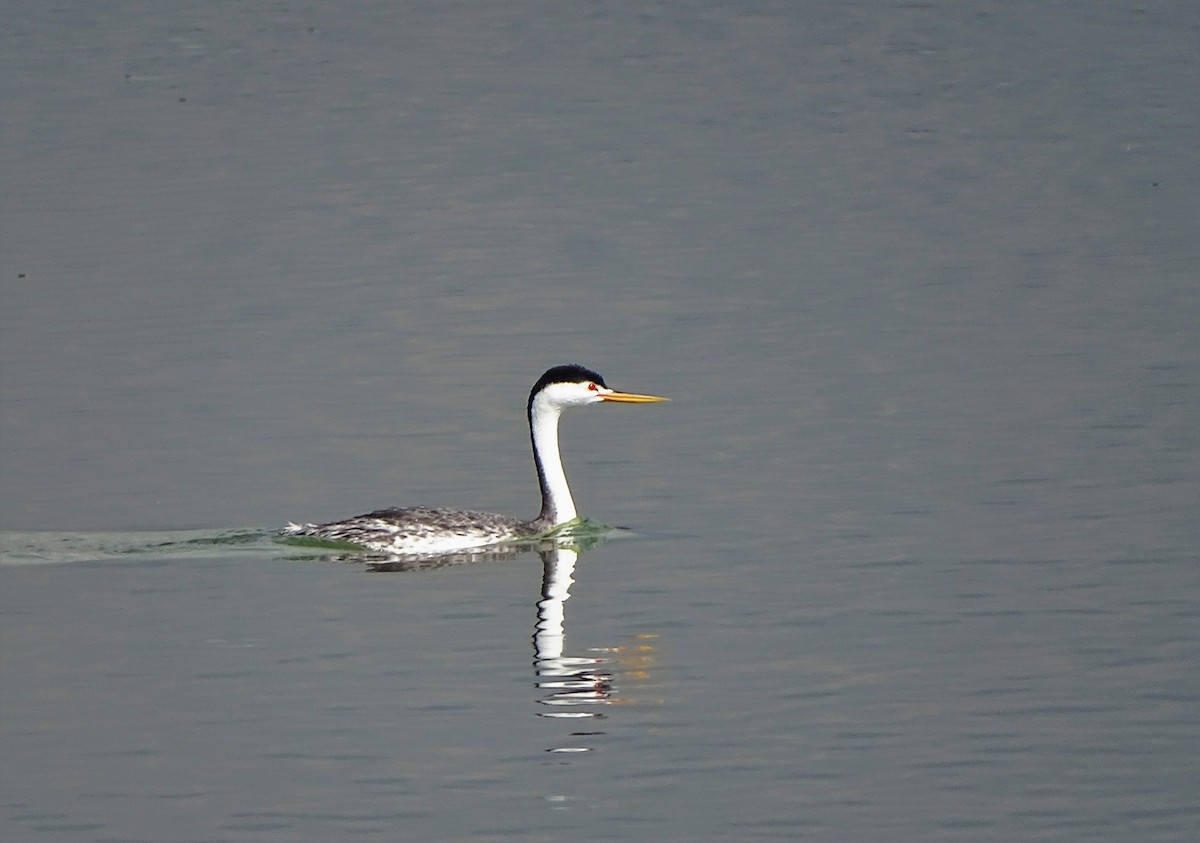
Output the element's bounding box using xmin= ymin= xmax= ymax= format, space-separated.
xmin=3 ymin=2 xmax=1199 ymax=841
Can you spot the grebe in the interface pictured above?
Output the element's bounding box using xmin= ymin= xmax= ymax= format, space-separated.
xmin=282 ymin=365 xmax=667 ymax=554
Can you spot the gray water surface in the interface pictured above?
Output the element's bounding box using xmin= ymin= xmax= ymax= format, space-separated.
xmin=3 ymin=2 xmax=1198 ymax=841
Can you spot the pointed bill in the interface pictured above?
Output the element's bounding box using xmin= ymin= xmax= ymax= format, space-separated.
xmin=600 ymin=390 xmax=669 ymax=403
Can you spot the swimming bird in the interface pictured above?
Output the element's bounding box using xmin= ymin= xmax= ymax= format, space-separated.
xmin=282 ymin=364 xmax=667 ymax=554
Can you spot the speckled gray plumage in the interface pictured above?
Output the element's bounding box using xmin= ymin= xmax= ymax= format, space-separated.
xmin=283 ymin=506 xmax=552 ymax=554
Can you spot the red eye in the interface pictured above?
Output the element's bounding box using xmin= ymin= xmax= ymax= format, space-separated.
xmin=587 ymin=382 xmax=598 ymax=391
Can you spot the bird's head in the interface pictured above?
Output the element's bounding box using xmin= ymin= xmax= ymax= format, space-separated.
xmin=528 ymin=364 xmax=668 ymax=416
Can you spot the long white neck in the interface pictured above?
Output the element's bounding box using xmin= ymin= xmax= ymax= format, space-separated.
xmin=530 ymin=397 xmax=576 ymax=526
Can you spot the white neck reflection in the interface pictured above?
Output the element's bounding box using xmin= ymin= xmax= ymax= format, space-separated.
xmin=533 ymin=542 xmax=616 ymax=754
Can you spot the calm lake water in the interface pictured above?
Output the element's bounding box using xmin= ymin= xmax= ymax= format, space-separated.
xmin=3 ymin=2 xmax=1198 ymax=841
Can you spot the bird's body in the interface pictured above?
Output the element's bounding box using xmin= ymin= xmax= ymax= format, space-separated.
xmin=286 ymin=506 xmax=533 ymax=555
xmin=282 ymin=365 xmax=666 ymax=555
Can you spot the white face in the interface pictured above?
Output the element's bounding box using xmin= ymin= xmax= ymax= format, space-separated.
xmin=537 ymin=379 xmax=610 ymax=410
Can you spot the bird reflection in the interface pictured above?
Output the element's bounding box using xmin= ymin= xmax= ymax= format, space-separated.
xmin=363 ymin=543 xmax=535 ymax=572
xmin=533 ymin=543 xmax=616 ymax=753
xmin=303 ymin=529 xmax=655 ymax=755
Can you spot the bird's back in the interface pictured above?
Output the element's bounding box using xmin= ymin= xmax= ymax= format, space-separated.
xmin=283 ymin=506 xmax=534 ymax=554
